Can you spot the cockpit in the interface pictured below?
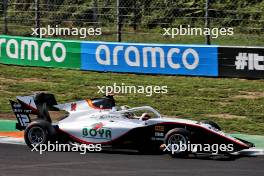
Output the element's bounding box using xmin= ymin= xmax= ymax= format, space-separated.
xmin=110 ymin=106 xmax=161 ymax=121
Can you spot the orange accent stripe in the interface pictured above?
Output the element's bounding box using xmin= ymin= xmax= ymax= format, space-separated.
xmin=86 ymin=99 xmax=111 ymax=110
xmin=0 ymin=131 xmax=24 ymax=138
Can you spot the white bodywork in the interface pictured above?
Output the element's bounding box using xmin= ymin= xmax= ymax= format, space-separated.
xmin=57 ymin=106 xmax=165 ymax=143
xmin=54 ymin=101 xmax=247 ymax=147
xmin=14 ymin=94 xmax=249 ymax=148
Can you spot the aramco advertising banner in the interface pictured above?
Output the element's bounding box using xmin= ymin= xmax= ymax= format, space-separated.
xmin=81 ymin=42 xmax=218 ymax=76
xmin=0 ymin=35 xmax=81 ymax=69
xmin=0 ymin=35 xmax=219 ymax=77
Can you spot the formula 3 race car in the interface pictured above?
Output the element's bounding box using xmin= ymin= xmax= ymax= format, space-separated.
xmin=10 ymin=93 xmax=254 ymax=157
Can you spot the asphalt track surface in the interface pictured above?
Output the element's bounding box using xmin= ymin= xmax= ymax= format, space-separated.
xmin=0 ymin=144 xmax=263 ymax=176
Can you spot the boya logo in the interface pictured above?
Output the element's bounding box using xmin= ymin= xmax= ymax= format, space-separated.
xmin=95 ymin=45 xmax=199 ymax=70
xmin=0 ymin=38 xmax=66 ymax=62
xmin=82 ymin=126 xmax=112 ymax=139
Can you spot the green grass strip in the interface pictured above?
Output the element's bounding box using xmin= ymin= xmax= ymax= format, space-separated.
xmin=0 ymin=120 xmax=17 ymax=132
xmin=230 ymin=133 xmax=264 ymax=149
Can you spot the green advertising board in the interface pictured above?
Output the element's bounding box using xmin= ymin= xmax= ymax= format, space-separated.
xmin=0 ymin=35 xmax=81 ymax=69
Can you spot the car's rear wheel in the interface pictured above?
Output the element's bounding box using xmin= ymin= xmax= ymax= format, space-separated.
xmin=24 ymin=120 xmax=54 ymax=148
xmin=164 ymin=128 xmax=190 ymax=158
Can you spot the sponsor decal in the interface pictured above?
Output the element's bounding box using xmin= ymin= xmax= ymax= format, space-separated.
xmin=218 ymin=47 xmax=264 ymax=78
xmin=151 ymin=137 xmax=164 ymax=141
xmin=98 ymin=114 xmax=117 ymax=119
xmin=92 ymin=122 xmax=104 ymax=130
xmin=155 ymin=126 xmax=164 ymax=132
xmin=81 ymin=42 xmax=218 ymax=76
xmin=71 ymin=103 xmax=77 ymax=111
xmin=0 ymin=35 xmax=81 ymax=69
xmin=151 ymin=132 xmax=164 ymax=141
xmin=155 ymin=132 xmax=164 ymax=137
xmin=82 ymin=123 xmax=112 ymax=139
xmin=10 ymin=101 xmax=31 ymax=127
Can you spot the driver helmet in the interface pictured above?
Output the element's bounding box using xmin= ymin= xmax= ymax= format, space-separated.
xmin=140 ymin=113 xmax=151 ymax=121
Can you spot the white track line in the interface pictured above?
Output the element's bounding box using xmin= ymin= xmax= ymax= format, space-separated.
xmin=236 ymin=148 xmax=264 ymax=156
xmin=0 ymin=136 xmax=264 ymax=155
xmin=0 ymin=136 xmax=25 ymax=145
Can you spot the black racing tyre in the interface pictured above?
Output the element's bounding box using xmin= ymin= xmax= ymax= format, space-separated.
xmin=164 ymin=128 xmax=190 ymax=158
xmin=24 ymin=120 xmax=54 ymax=149
xmin=201 ymin=120 xmax=221 ymax=131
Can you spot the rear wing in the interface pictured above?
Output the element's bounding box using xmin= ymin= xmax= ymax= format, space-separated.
xmin=10 ymin=100 xmax=32 ymax=130
xmin=10 ymin=93 xmax=58 ymax=130
xmin=10 ymin=93 xmax=116 ymax=130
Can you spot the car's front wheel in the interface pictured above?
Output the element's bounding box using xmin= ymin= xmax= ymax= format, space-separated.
xmin=164 ymin=128 xmax=190 ymax=158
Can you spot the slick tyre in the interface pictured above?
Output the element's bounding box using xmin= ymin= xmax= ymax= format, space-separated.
xmin=24 ymin=120 xmax=54 ymax=149
xmin=164 ymin=128 xmax=190 ymax=158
